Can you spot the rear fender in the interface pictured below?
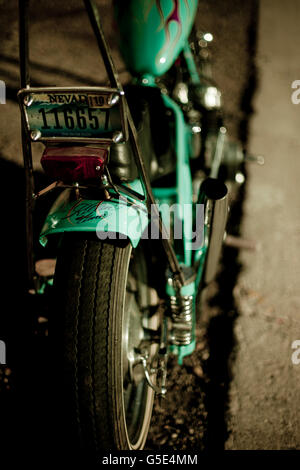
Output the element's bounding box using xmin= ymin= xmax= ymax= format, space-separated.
xmin=39 ymin=188 xmax=149 ymax=248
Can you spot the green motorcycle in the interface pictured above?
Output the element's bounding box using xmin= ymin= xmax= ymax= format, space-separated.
xmin=18 ymin=0 xmax=246 ymax=455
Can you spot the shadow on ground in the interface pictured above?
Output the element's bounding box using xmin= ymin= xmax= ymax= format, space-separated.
xmin=0 ymin=159 xmax=66 ymax=461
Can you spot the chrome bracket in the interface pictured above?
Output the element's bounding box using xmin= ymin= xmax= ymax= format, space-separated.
xmin=134 ymin=316 xmax=169 ymax=400
xmin=140 ymin=349 xmax=168 ymax=400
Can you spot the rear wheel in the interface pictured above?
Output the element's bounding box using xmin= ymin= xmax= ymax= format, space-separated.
xmin=54 ymin=234 xmax=157 ymax=455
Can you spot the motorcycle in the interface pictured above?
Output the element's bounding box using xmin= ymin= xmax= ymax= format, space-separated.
xmin=18 ymin=0 xmax=248 ymax=455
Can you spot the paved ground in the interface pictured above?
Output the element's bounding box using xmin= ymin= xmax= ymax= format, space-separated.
xmin=225 ymin=0 xmax=300 ymax=450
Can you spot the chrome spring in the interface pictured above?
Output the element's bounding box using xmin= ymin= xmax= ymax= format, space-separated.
xmin=170 ymin=295 xmax=193 ymax=346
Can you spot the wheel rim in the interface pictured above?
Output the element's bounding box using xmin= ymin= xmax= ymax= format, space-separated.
xmin=121 ymin=248 xmax=156 ymax=449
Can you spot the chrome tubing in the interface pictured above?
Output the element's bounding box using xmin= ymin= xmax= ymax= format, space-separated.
xmin=199 ymin=178 xmax=229 ymax=284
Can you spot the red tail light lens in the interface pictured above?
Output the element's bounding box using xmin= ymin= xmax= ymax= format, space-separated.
xmin=41 ymin=146 xmax=108 ymax=183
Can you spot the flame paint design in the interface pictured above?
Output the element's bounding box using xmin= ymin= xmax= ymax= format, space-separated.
xmin=155 ymin=0 xmax=190 ymax=67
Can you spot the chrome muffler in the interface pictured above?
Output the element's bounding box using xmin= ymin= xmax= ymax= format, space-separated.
xmin=198 ymin=177 xmax=228 ymax=284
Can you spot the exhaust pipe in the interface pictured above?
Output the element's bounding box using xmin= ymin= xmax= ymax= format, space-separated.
xmin=198 ymin=178 xmax=228 ymax=284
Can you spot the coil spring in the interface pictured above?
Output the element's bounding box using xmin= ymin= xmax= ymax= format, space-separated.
xmin=170 ymin=295 xmax=193 ymax=346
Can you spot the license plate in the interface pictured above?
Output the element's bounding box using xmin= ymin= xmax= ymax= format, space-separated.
xmin=18 ymin=87 xmax=127 ymax=142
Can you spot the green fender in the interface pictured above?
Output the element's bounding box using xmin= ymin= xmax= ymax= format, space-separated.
xmin=39 ymin=187 xmax=149 ymax=248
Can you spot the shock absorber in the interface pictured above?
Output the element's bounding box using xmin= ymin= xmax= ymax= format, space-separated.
xmin=170 ymin=295 xmax=193 ymax=346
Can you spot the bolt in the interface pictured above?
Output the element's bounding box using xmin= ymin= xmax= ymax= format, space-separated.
xmin=112 ymin=131 xmax=123 ymax=143
xmin=24 ymin=94 xmax=34 ymax=107
xmin=30 ymin=129 xmax=42 ymax=141
xmin=108 ymin=93 xmax=120 ymax=106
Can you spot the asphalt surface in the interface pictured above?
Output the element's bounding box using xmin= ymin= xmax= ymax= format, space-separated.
xmin=225 ymin=0 xmax=300 ymax=450
xmin=0 ymin=0 xmax=299 ymax=456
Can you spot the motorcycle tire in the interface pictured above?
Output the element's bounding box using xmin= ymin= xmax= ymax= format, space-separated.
xmin=53 ymin=233 xmax=156 ymax=455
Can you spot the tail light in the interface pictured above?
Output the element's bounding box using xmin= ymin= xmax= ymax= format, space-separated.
xmin=41 ymin=146 xmax=108 ymax=183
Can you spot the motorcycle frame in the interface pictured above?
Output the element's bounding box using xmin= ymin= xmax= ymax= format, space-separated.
xmin=19 ymin=0 xmax=193 ymax=288
xmin=19 ymin=0 xmax=210 ymax=362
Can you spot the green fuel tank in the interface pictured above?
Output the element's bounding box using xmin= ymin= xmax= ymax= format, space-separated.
xmin=114 ymin=0 xmax=198 ymax=77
